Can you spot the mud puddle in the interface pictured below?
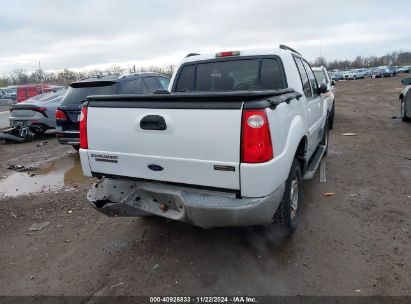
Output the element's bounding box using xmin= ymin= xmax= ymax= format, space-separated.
xmin=0 ymin=153 xmax=94 ymax=197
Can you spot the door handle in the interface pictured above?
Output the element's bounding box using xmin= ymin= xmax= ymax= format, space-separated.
xmin=140 ymin=115 xmax=167 ymax=130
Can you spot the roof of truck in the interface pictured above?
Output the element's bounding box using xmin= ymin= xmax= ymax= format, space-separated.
xmin=180 ymin=48 xmax=299 ymax=65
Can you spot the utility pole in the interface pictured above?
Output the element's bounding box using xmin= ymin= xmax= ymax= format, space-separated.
xmin=320 ymin=40 xmax=322 ymax=59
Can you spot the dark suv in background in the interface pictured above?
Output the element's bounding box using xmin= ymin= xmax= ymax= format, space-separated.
xmin=56 ymin=72 xmax=170 ymax=150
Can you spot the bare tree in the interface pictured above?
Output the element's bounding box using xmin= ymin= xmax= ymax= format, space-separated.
xmin=29 ymin=69 xmax=46 ymax=84
xmin=9 ymin=69 xmax=29 ymax=85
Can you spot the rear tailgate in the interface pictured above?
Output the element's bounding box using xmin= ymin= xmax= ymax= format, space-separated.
xmin=85 ymin=94 xmax=249 ymax=190
xmin=84 ymin=91 xmax=290 ymax=190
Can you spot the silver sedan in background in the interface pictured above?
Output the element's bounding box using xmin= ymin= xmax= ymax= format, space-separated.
xmin=9 ymin=88 xmax=67 ymax=134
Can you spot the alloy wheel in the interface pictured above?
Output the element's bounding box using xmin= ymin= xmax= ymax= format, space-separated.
xmin=289 ymin=178 xmax=299 ymax=220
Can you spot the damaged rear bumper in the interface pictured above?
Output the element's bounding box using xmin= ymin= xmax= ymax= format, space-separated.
xmin=87 ymin=178 xmax=285 ymax=229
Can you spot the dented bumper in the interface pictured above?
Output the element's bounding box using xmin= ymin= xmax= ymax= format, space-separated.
xmin=86 ymin=178 xmax=285 ymax=229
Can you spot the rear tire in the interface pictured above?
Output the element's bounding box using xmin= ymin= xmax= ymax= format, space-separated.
xmin=272 ymin=158 xmax=303 ymax=235
xmin=401 ymin=99 xmax=411 ymax=122
xmin=29 ymin=128 xmax=47 ymax=135
xmin=328 ymin=103 xmax=335 ymax=130
xmin=321 ymin=119 xmax=329 ymax=156
xmin=72 ymin=145 xmax=80 ymax=151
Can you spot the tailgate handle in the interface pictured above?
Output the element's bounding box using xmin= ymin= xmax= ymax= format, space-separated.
xmin=140 ymin=115 xmax=167 ymax=130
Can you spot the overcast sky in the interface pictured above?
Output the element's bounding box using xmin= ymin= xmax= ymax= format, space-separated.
xmin=0 ymin=0 xmax=410 ymax=73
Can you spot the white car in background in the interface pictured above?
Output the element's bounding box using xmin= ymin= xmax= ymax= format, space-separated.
xmin=0 ymin=87 xmax=17 ymax=101
xmin=344 ymin=69 xmax=365 ymax=80
xmin=313 ymin=66 xmax=336 ymax=129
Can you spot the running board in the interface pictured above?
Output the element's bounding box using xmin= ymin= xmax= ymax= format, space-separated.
xmin=303 ymin=145 xmax=326 ymax=180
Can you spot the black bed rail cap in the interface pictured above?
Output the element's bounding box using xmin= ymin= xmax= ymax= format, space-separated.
xmin=87 ymin=88 xmax=296 ymax=103
xmin=85 ymin=88 xmax=302 ymax=110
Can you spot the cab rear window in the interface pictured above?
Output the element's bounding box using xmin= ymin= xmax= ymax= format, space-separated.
xmin=175 ymin=57 xmax=286 ymax=92
xmin=62 ymin=82 xmax=118 ymax=105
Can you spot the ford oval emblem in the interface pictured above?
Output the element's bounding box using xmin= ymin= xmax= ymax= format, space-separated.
xmin=148 ymin=164 xmax=164 ymax=171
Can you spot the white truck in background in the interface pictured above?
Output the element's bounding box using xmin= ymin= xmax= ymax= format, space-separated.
xmin=79 ymin=45 xmax=330 ymax=234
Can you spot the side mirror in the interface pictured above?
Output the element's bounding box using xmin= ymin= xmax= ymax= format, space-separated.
xmin=319 ymin=83 xmax=328 ymax=94
xmin=331 ymin=80 xmax=336 ymax=86
xmin=401 ymin=78 xmax=411 ymax=85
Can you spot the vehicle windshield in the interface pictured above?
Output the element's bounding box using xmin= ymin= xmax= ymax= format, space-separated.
xmin=175 ymin=58 xmax=286 ymax=92
xmin=37 ymin=89 xmax=67 ymax=103
xmin=62 ymin=83 xmax=118 ymax=105
xmin=314 ymin=70 xmax=327 ymax=84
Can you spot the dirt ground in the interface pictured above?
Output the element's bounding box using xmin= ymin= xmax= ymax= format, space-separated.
xmin=0 ymin=76 xmax=410 ymax=297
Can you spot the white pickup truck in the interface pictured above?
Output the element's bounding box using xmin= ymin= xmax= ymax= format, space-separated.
xmin=79 ymin=45 xmax=330 ymax=234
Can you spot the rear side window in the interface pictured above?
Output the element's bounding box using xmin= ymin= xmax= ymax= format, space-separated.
xmin=175 ymin=58 xmax=286 ymax=92
xmin=157 ymin=77 xmax=170 ymax=90
xmin=175 ymin=65 xmax=195 ymax=92
xmin=260 ymin=59 xmax=286 ymax=89
xmin=294 ymin=57 xmax=312 ymax=98
xmin=142 ymin=77 xmax=160 ymax=93
xmin=63 ymin=83 xmax=118 ymax=105
xmin=313 ymin=70 xmax=327 ymax=85
xmin=119 ymin=79 xmax=142 ymax=94
xmin=303 ymin=61 xmax=319 ymax=96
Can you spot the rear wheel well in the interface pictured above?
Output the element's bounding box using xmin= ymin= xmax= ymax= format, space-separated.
xmin=295 ymin=137 xmax=307 ymax=174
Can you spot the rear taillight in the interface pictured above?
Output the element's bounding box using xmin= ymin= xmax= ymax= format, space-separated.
xmin=79 ymin=107 xmax=88 ymax=149
xmin=10 ymin=106 xmax=47 ymax=116
xmin=33 ymin=107 xmax=47 ymax=116
xmin=55 ymin=109 xmax=67 ymax=121
xmin=241 ymin=109 xmax=273 ymax=163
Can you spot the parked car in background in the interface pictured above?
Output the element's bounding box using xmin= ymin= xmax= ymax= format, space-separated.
xmin=56 ymin=73 xmax=170 ymax=150
xmin=0 ymin=89 xmax=7 ymax=99
xmin=344 ymin=69 xmax=365 ymax=80
xmin=16 ymin=84 xmax=64 ymax=103
xmin=330 ymin=72 xmax=344 ymax=81
xmin=403 ymin=66 xmax=411 ymax=73
xmin=9 ymin=88 xmax=67 ymax=134
xmin=313 ymin=66 xmax=336 ymax=129
xmin=399 ymin=77 xmax=411 ymax=122
xmin=363 ymin=68 xmax=373 ymax=78
xmin=0 ymin=87 xmax=17 ymax=100
xmin=388 ymin=67 xmax=398 ymax=76
xmin=342 ymin=70 xmax=350 ymax=79
xmin=372 ymin=67 xmax=395 ymax=78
